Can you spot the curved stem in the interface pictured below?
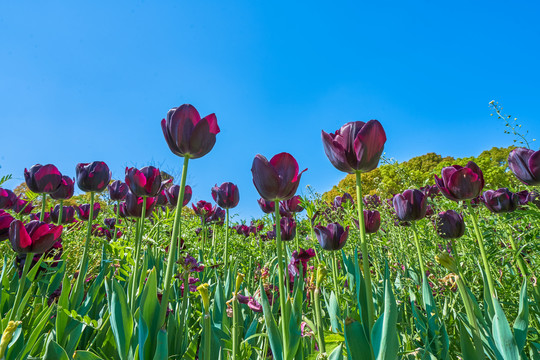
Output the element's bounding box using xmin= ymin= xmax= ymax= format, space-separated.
xmin=274 ymin=200 xmax=289 ymax=359
xmin=72 ymin=191 xmax=95 ymax=306
xmin=354 ymin=172 xmax=374 ymax=328
xmin=158 ymin=156 xmax=190 ymax=327
xmin=467 ymin=201 xmax=496 ymax=298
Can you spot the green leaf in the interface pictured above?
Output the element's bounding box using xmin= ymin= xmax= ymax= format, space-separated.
xmin=43 ymin=340 xmax=70 ymax=360
xmin=459 ymin=323 xmax=478 ymax=360
xmin=344 ymin=319 xmax=373 ymax=360
xmin=74 ymin=350 xmax=104 ymax=360
xmin=491 ymin=296 xmax=520 ymax=360
xmin=329 ymin=343 xmax=344 ymax=360
xmin=513 ymin=280 xmax=529 ymax=353
xmin=107 ymin=279 xmax=133 ymax=360
xmin=139 ymin=268 xmax=161 ymax=360
xmin=327 ymin=291 xmax=341 ymax=333
xmin=371 ymin=263 xmax=398 ymax=360
xmin=152 ymin=329 xmax=168 ymax=360
xmin=260 ymin=282 xmax=283 ymax=360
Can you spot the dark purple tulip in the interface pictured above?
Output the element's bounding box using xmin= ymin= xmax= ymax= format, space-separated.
xmin=420 ymin=185 xmax=440 ymax=199
xmin=235 ymin=224 xmax=251 ymax=237
xmin=104 ymin=218 xmax=119 ymax=230
xmin=30 ymin=212 xmax=51 ymax=223
xmin=108 ymin=180 xmax=128 ymax=201
xmin=76 ymin=162 xmax=111 ymax=193
xmin=0 ymin=188 xmax=17 ymax=209
xmin=0 ymin=210 xmax=15 ymax=241
xmin=483 ymin=188 xmax=519 ymax=213
xmin=125 ymin=166 xmax=170 ymax=197
xmin=281 ymin=195 xmax=304 ymax=213
xmin=364 ymin=210 xmax=381 ymax=233
xmin=161 ymin=104 xmax=220 ymax=159
xmin=115 ymin=202 xmax=128 ymax=218
xmin=266 ymin=230 xmax=276 ymax=240
xmin=363 ymin=194 xmax=381 ymax=209
xmin=9 ymin=220 xmax=63 ymax=254
xmin=51 ymin=205 xmax=75 ymax=224
xmin=425 ymin=205 xmax=435 ymax=217
xmin=278 ymin=204 xmax=292 ymax=218
xmin=434 ymin=162 xmax=485 ymax=202
xmin=252 ymin=153 xmax=307 ymax=202
xmin=434 ymin=210 xmax=465 ymax=239
xmin=288 ymin=248 xmax=316 ymax=278
xmin=211 ymin=182 xmax=240 ymax=209
xmin=155 ymin=190 xmax=168 ymax=206
xmin=207 ymin=207 xmax=225 ymax=225
xmin=277 ymin=217 xmax=296 ymax=241
xmin=321 ymin=120 xmax=387 ymax=174
xmin=333 ymin=193 xmax=354 ymax=209
xmin=50 ymin=176 xmax=75 ymax=200
xmin=257 ymin=198 xmax=275 ymax=214
xmin=76 ymin=203 xmax=101 ymax=221
xmin=393 ymin=189 xmax=427 ymax=222
xmin=12 ymin=198 xmax=34 ymax=215
xmin=507 ymin=148 xmax=540 ymax=186
xmin=192 ymin=200 xmax=215 ymax=223
xmin=165 ymin=184 xmax=192 ymax=207
xmin=125 ymin=192 xmax=156 ymax=218
xmin=314 ymin=223 xmax=349 ymax=251
xmin=516 ymin=190 xmax=530 ymax=206
xmin=24 ymin=164 xmax=62 ymax=194
xmin=527 ymin=191 xmax=540 ymax=209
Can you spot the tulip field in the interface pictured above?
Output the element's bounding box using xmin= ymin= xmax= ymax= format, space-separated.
xmin=1 ymin=104 xmax=540 ymax=360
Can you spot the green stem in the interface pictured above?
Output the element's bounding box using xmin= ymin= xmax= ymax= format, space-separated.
xmin=232 ymin=295 xmax=240 ymax=359
xmin=178 ymin=269 xmax=190 ymax=353
xmin=332 ymin=251 xmax=341 ymax=307
xmin=112 ymin=200 xmax=120 ymax=242
xmin=467 ymin=200 xmax=496 ymax=298
xmin=411 ymin=223 xmax=426 ymax=278
xmin=9 ymin=253 xmax=33 ymax=321
xmin=313 ymin=286 xmax=326 ymax=353
xmin=130 ymin=196 xmax=147 ymax=312
xmin=354 ymin=172 xmax=374 ymax=328
xmin=455 ymin=272 xmax=485 ymax=359
xmin=72 ymin=192 xmax=95 ymax=306
xmin=40 ymin=194 xmax=47 ymax=222
xmin=203 ymin=313 xmax=211 ymax=360
xmin=274 ymin=200 xmax=289 ymax=359
xmin=224 ymin=209 xmax=230 ymax=267
xmin=56 ymin=200 xmax=64 ymax=226
xmin=158 ymin=156 xmax=190 ymax=327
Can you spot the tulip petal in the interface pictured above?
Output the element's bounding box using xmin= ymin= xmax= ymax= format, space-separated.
xmin=508 ymin=148 xmax=536 ymax=185
xmin=528 ymin=150 xmax=540 ymax=184
xmin=322 ymin=130 xmax=355 ymax=173
xmin=252 ymin=155 xmax=280 ymax=201
xmin=189 ymin=118 xmax=217 ymax=159
xmin=202 ymin=113 xmax=220 ymax=135
xmin=353 ymin=120 xmax=386 ymax=173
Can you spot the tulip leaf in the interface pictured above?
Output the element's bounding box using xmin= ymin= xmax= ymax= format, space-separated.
xmin=260 ymin=282 xmax=283 ymax=360
xmin=326 ymin=291 xmax=341 ymax=333
xmin=329 ymin=343 xmax=344 ymax=360
xmin=43 ymin=339 xmax=70 ymax=360
xmin=152 ymin=329 xmax=168 ymax=360
xmin=421 ymin=275 xmax=449 ymax=360
xmin=491 ymin=296 xmax=520 ymax=360
xmin=513 ymin=280 xmax=529 ymax=353
xmin=287 ymin=280 xmax=303 ymax=360
xmin=344 ymin=319 xmax=374 ymax=360
xmin=459 ymin=322 xmax=478 ymax=360
xmin=353 ymin=247 xmax=370 ymax=337
xmin=107 ymin=278 xmax=133 ymax=360
xmin=139 ymin=268 xmax=161 ymax=360
xmin=20 ymin=304 xmax=54 ymax=359
xmin=74 ymin=350 xmax=104 ymax=360
xmin=371 ymin=263 xmax=398 ymax=360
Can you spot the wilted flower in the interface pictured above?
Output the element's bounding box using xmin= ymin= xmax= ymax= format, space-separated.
xmin=434 ymin=162 xmax=485 ymax=201
xmin=108 ymin=180 xmax=128 ymax=201
xmin=251 ymin=153 xmax=307 ymax=202
xmin=393 ymin=189 xmax=427 ymax=222
xmin=9 ymin=220 xmax=63 ymax=254
xmin=24 ymin=164 xmax=62 ymax=194
xmin=434 ymin=210 xmax=465 ymax=239
xmin=321 ymin=120 xmax=387 ymax=174
xmin=507 ymin=148 xmax=540 ymax=186
xmin=76 ymin=203 xmax=101 ymax=221
xmin=161 ymin=104 xmax=220 ymax=159
xmin=50 ymin=176 xmax=75 ymax=200
xmin=314 ymin=223 xmax=348 ymax=251
xmin=483 ymin=188 xmax=519 ymax=213
xmin=76 ymin=162 xmax=111 ymax=193
xmin=212 ymin=182 xmax=240 ymax=209
xmin=165 ymin=184 xmax=192 ymax=207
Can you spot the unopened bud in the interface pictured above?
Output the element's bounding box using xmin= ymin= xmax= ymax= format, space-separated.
xmin=435 ymin=252 xmax=457 ymax=272
xmin=197 ymin=283 xmax=210 ymax=313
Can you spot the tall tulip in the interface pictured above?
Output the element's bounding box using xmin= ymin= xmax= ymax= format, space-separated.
xmin=76 ymin=203 xmax=101 ymax=221
xmin=507 ymin=147 xmax=540 ymax=186
xmin=0 ymin=188 xmax=17 ymax=209
xmin=435 ymin=210 xmax=465 ymax=239
xmin=50 ymin=175 xmax=75 ymax=225
xmin=0 ymin=210 xmax=14 ymax=241
xmin=393 ymin=189 xmax=427 ymax=222
xmin=51 ymin=205 xmax=75 ymax=224
xmin=24 ymin=164 xmax=62 ymax=194
xmin=159 ymin=104 xmax=219 ymax=330
xmin=257 ymin=198 xmax=275 ymax=214
xmin=125 ymin=166 xmax=169 ymax=197
xmin=108 ymin=180 xmax=128 ymax=201
xmin=165 ymin=185 xmax=192 ymax=207
xmin=211 ymin=182 xmax=239 ymax=266
xmin=483 ymin=188 xmax=519 ymax=213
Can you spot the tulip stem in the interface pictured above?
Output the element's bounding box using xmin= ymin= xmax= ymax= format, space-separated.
xmin=466 ymin=200 xmax=496 ymax=298
xmin=130 ymin=196 xmax=147 ymax=312
xmin=40 ymin=194 xmax=47 ymax=222
xmin=332 ymin=250 xmax=341 ymax=308
xmin=224 ymin=208 xmax=230 ymax=267
xmin=56 ymin=200 xmax=64 ymax=226
xmin=112 ymin=200 xmax=120 ymax=242
xmin=354 ymin=172 xmax=374 ymax=329
xmin=73 ymin=191 xmax=95 ymax=306
xmin=411 ymin=223 xmax=426 ymax=279
xmin=158 ymin=156 xmax=189 ymax=328
xmin=274 ymin=200 xmax=289 ymax=359
xmin=9 ymin=252 xmax=33 ymax=322
xmin=314 ymin=269 xmax=326 ymax=353
xmin=232 ymin=294 xmax=240 ymax=359
xmin=455 ymin=272 xmax=485 ymax=359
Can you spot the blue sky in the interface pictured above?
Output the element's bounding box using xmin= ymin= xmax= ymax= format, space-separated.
xmin=1 ymin=0 xmax=539 ymax=220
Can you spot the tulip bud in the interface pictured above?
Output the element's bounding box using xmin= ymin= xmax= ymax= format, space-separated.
xmin=50 ymin=176 xmax=75 ymax=200
xmin=76 ymin=162 xmax=111 ymax=193
xmin=316 ymin=265 xmax=327 ymax=287
xmin=235 ymin=273 xmax=245 ymax=294
xmin=197 ymin=283 xmax=210 ymax=313
xmin=435 ymin=252 xmax=457 ymax=272
xmin=507 ymin=148 xmax=540 ymax=186
xmin=24 ymin=164 xmax=62 ymax=194
xmin=0 ymin=321 xmax=22 ymax=359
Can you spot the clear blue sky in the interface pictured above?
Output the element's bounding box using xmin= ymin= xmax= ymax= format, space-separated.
xmin=1 ymin=1 xmax=539 ymax=220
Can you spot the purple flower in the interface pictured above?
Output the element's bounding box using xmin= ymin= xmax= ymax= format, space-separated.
xmin=288 ymin=248 xmax=315 ymax=279
xmin=0 ymin=188 xmax=17 ymax=209
xmin=125 ymin=166 xmax=170 ymax=198
xmin=393 ymin=189 xmax=427 ymax=222
xmin=334 ymin=193 xmax=354 ymax=208
xmin=363 ymin=210 xmax=381 ymax=233
xmin=434 ymin=210 xmax=465 ymax=239
xmin=12 ymin=198 xmax=34 ymax=215
xmin=281 ymin=195 xmax=304 ymax=213
xmin=125 ymin=192 xmax=156 ymax=218
xmin=515 ymin=190 xmax=530 ymax=206
xmin=321 ymin=120 xmax=387 ymax=174
xmin=50 ymin=205 xmax=76 ymax=224
xmin=165 ymin=185 xmax=192 ymax=207
xmin=50 ymin=176 xmax=75 ymax=200
xmin=314 ymin=223 xmax=348 ymax=251
xmin=251 ymin=153 xmax=307 ymax=202
xmin=211 ymin=182 xmax=240 ymax=209
xmin=76 ymin=203 xmax=101 ymax=221
xmin=76 ymin=162 xmax=111 ymax=193
xmin=0 ymin=210 xmax=15 ymax=241
xmin=483 ymin=188 xmax=519 ymax=213
xmin=108 ymin=180 xmax=129 ymax=201
xmin=161 ymin=104 xmax=220 ymax=159
xmin=257 ymin=198 xmax=275 ymax=214
xmin=435 ymin=162 xmax=485 ymax=201
xmin=30 ymin=212 xmax=51 ymax=223
xmin=507 ymin=147 xmax=540 ymax=185
xmin=192 ymin=200 xmax=216 ymax=224
xmin=207 ymin=207 xmax=225 ymax=225
xmin=24 ymin=164 xmax=63 ymax=194
xmin=9 ymin=220 xmax=63 ymax=254
xmin=277 ymin=216 xmax=296 ymax=241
